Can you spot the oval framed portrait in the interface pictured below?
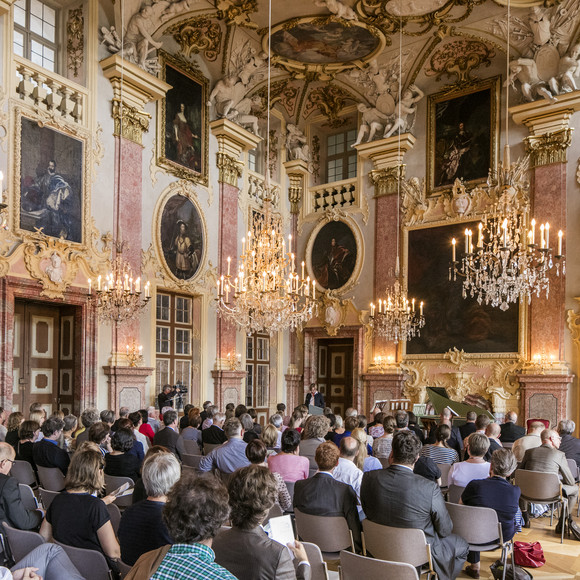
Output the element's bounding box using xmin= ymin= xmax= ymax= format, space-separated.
xmin=306 ymin=217 xmax=363 ymax=294
xmin=156 ymin=189 xmax=206 ymax=283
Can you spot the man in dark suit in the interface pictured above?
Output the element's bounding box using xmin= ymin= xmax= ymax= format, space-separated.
xmin=305 ymin=383 xmax=325 ymax=409
xmin=427 ymin=408 xmax=463 ymax=455
xmin=32 ymin=416 xmax=70 ymax=475
xmin=459 ymin=411 xmax=477 ymax=440
xmin=557 ymin=419 xmax=580 ymax=468
xmin=153 ymin=410 xmax=184 ymax=460
xmin=157 ymin=385 xmax=176 ymax=412
xmin=0 ymin=442 xmax=43 ymax=530
xmin=485 ymin=422 xmax=503 ymax=461
xmin=293 ymin=441 xmax=361 ymax=551
xmin=202 ymin=412 xmax=227 ymax=445
xmin=499 ymin=411 xmax=525 ymax=443
xmin=361 ymin=431 xmax=469 ymax=580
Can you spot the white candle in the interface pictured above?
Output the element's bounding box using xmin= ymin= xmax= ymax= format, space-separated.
xmin=412 ymin=298 xmax=415 ymax=312
xmin=371 ymin=303 xmax=375 ymax=317
xmin=478 ymin=223 xmax=483 ymax=248
xmin=227 ymin=256 xmax=231 ymax=276
xmin=558 ymin=230 xmax=563 ymax=255
xmin=531 ymin=219 xmax=536 ymax=245
xmin=420 ymin=301 xmax=424 ymax=316
xmin=312 ymin=280 xmax=315 ymax=299
xmin=545 ymin=223 xmax=550 ymax=247
xmin=97 ymin=275 xmax=102 ymax=291
xmin=288 ymin=234 xmax=292 ymax=254
xmin=88 ymin=278 xmax=92 ymax=295
xmin=301 ymin=261 xmax=305 ymax=280
xmin=452 ymin=238 xmax=456 ymax=261
xmin=464 ymin=229 xmax=469 ymax=253
xmin=540 ymin=224 xmax=545 ymax=248
xmin=145 ymin=281 xmax=150 ymax=298
xmin=135 ymin=277 xmax=141 ymax=293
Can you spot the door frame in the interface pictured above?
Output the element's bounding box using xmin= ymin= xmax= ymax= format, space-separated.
xmin=0 ymin=276 xmax=97 ymax=414
xmin=303 ymin=326 xmax=365 ymax=413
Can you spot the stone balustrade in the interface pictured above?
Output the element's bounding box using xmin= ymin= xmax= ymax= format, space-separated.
xmin=247 ymin=171 xmax=280 ymax=208
xmin=306 ymin=177 xmax=357 ymax=216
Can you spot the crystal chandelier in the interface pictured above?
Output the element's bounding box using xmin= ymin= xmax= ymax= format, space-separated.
xmin=449 ymin=0 xmax=564 ymax=311
xmin=88 ymin=241 xmax=151 ymax=323
xmin=215 ymin=197 xmax=317 ymax=335
xmin=449 ymin=147 xmax=564 ymax=311
xmin=368 ymin=23 xmax=425 ymax=344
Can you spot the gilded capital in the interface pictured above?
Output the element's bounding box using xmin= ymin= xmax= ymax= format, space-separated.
xmin=216 ymin=152 xmax=243 ymax=187
xmin=112 ymin=99 xmax=150 ymax=145
xmin=284 ymin=158 xmax=309 ymax=214
xmin=524 ymin=128 xmax=573 ymax=167
xmin=369 ymin=165 xmax=405 ymax=197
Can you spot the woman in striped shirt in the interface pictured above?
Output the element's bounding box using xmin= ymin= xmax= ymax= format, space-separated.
xmin=420 ymin=424 xmax=459 ymax=464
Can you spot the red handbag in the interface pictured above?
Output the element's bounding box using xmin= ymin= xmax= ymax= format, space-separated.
xmin=513 ymin=541 xmax=545 ymax=568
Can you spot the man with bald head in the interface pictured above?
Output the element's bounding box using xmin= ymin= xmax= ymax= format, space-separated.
xmin=500 ymin=411 xmax=525 ymax=443
xmin=520 ymin=428 xmax=578 ymax=532
xmin=485 ymin=422 xmax=503 ymax=460
xmin=333 ymin=436 xmax=363 ymax=504
xmin=512 ymin=420 xmax=545 ymax=462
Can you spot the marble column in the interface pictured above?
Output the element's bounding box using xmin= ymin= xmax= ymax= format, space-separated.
xmin=510 ymin=91 xmax=580 ymax=423
xmin=210 ymin=119 xmax=260 ymax=404
xmin=283 ymin=158 xmax=309 ymax=409
xmin=356 ymin=135 xmax=416 ymax=365
xmin=100 ymin=55 xmax=171 ymax=407
xmin=361 ymin=370 xmax=408 ymax=413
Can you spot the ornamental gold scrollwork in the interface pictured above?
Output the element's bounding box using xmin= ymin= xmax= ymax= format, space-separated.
xmin=252 ymin=80 xmax=300 ymax=118
xmin=166 ymin=17 xmax=223 ymax=61
xmin=317 ymin=292 xmax=349 ymax=336
xmin=21 ymin=232 xmax=83 ymax=300
xmin=216 ymin=152 xmax=243 ymax=186
xmin=302 ymin=84 xmax=358 ymax=128
xmin=424 ymin=39 xmax=495 ymax=86
xmin=66 ymin=7 xmax=84 ymax=78
xmin=524 ymin=128 xmax=573 ymax=167
xmin=215 ymin=0 xmax=259 ymax=30
xmin=369 ymin=165 xmax=404 ymax=197
xmin=112 ymin=99 xmax=151 ymax=145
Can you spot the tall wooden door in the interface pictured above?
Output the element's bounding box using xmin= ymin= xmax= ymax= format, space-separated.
xmin=13 ymin=301 xmax=77 ymax=415
xmin=316 ymin=338 xmax=354 ymax=417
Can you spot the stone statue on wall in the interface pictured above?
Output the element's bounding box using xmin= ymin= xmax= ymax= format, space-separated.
xmin=351 ymin=103 xmax=392 ymax=147
xmin=505 ymin=58 xmax=557 ymax=103
xmin=285 ymin=124 xmax=310 ymax=161
xmin=225 ymin=95 xmax=262 ymax=135
xmin=314 ymin=0 xmax=358 ymax=21
xmin=383 ymin=84 xmax=424 ymax=138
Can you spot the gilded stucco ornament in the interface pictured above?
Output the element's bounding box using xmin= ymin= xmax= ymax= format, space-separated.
xmin=317 ymin=292 xmax=350 ymax=336
xmin=424 ymin=39 xmax=495 ymax=86
xmin=166 ymin=17 xmax=223 ymax=61
xmin=524 ymin=127 xmax=572 ymax=167
xmin=253 ymin=80 xmax=299 ymax=118
xmin=215 ymin=0 xmax=259 ymax=29
xmin=302 ymin=84 xmax=358 ymax=128
xmin=21 ymin=232 xmax=83 ymax=300
xmin=66 ymin=7 xmax=84 ymax=78
xmin=112 ymin=99 xmax=151 ymax=145
xmin=216 ymin=152 xmax=243 ymax=186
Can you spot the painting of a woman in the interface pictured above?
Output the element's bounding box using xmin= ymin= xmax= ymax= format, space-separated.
xmin=173 ymin=103 xmax=200 ymax=170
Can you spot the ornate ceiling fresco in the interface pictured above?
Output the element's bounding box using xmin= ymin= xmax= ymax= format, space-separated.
xmin=101 ymin=0 xmax=580 ymax=127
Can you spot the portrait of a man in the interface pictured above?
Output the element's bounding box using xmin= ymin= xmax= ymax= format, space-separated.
xmin=311 ymin=221 xmax=357 ymax=291
xmin=19 ymin=118 xmax=83 ymax=243
xmin=160 ymin=194 xmax=204 ymax=281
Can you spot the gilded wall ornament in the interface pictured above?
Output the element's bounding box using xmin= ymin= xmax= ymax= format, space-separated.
xmin=302 ymin=84 xmax=358 ymax=127
xmin=524 ymin=127 xmax=572 ymax=167
xmin=311 ymin=135 xmax=321 ymax=183
xmin=112 ymin=99 xmax=151 ymax=145
xmin=317 ymin=292 xmax=349 ymax=336
xmin=66 ymin=7 xmax=84 ymax=78
xmin=215 ymin=0 xmax=259 ymax=29
xmin=167 ymin=17 xmax=222 ymax=61
xmin=424 ymin=39 xmax=495 ymax=86
xmin=253 ymin=80 xmax=300 ymax=118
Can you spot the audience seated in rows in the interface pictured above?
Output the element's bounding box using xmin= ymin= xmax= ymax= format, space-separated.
xmin=261 ymin=424 xmax=280 ymax=455
xmin=421 ymin=424 xmax=460 ymax=465
xmin=240 ymin=413 xmax=260 ymax=443
xmin=88 ymin=421 xmax=111 ymax=456
xmin=129 ymin=412 xmax=150 ymax=454
xmin=15 ymin=421 xmax=39 ymax=472
xmin=372 ymin=415 xmax=395 ymax=459
xmin=268 ymin=429 xmax=309 ymax=482
xmin=201 ymin=412 xmax=227 ymax=445
xmin=5 ymin=413 xmax=23 ymax=449
xmin=557 ymin=419 xmax=580 ymax=468
xmin=152 ymin=410 xmax=184 ymax=460
xmin=299 ymin=415 xmax=330 ymax=470
xmin=351 ymin=428 xmax=381 ymax=472
xmin=118 ymin=451 xmax=179 ymax=565
xmin=449 ymin=432 xmax=491 ymax=488
xmin=74 ymin=408 xmax=99 ymax=447
xmin=138 ymin=410 xmax=155 ymax=445
xmin=512 ymin=420 xmax=544 ymax=462
xmin=199 ymin=417 xmax=250 ymax=474
xmin=181 ymin=413 xmax=203 ymax=452
xmin=104 ymin=428 xmax=141 ymax=482
xmin=459 ymin=411 xmax=477 ymax=440
xmin=500 ymin=411 xmax=526 ymax=443
xmin=427 ymin=408 xmax=463 ymax=454
xmin=32 ymin=417 xmax=70 ymax=476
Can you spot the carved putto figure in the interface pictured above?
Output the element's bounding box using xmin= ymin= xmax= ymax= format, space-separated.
xmin=285 ymin=124 xmax=310 ymax=161
xmin=225 ymin=95 xmax=262 ymax=135
xmin=314 ymin=0 xmax=358 ymax=21
xmin=383 ymin=84 xmax=424 ymax=138
xmin=505 ymin=58 xmax=557 ymax=103
xmin=351 ymin=103 xmax=391 ymax=146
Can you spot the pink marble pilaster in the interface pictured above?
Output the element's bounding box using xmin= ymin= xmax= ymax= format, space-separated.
xmin=361 ymin=371 xmax=408 ymax=413
xmin=285 ymin=371 xmax=303 ymax=413
xmin=517 ymin=373 xmax=573 ymax=427
xmin=103 ymin=365 xmax=154 ymax=414
xmin=211 ymin=369 xmax=247 ymax=410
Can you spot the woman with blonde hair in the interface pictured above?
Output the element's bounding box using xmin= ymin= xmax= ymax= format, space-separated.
xmin=351 ymin=428 xmax=381 ymax=472
xmin=260 ymin=424 xmax=279 ymax=455
xmin=5 ymin=412 xmax=24 ymax=448
xmin=40 ymin=442 xmax=121 ymax=574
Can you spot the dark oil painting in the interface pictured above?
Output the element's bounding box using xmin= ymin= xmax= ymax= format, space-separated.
xmin=311 ymin=220 xmax=357 ymax=291
xmin=406 ymin=222 xmax=519 ymax=355
xmin=19 ymin=117 xmax=83 ymax=243
xmin=160 ymin=195 xmax=204 ymax=281
xmin=429 ymin=79 xmax=498 ymax=193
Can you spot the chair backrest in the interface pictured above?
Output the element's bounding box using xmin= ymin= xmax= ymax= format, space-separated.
xmin=36 ymin=466 xmax=65 ymax=491
xmin=503 ymin=442 xmax=514 ymax=450
xmin=566 ymin=458 xmax=579 ymax=481
xmin=181 ymin=453 xmax=202 ymax=468
xmin=182 ymin=439 xmax=201 ymax=455
xmin=106 ymin=502 xmax=121 ymax=535
xmin=361 ymin=519 xmax=429 ymax=568
xmin=514 ymin=469 xmax=561 ymax=502
xmin=10 ymin=460 xmax=37 ymax=487
xmin=294 ymin=509 xmax=354 ymax=553
xmin=39 ymin=487 xmax=59 ymax=510
xmin=447 ymin=484 xmax=465 ymax=504
xmin=2 ymin=521 xmax=45 ymax=563
xmin=203 ymin=443 xmax=222 ymax=456
xmin=303 ymin=542 xmax=329 ymax=580
xmin=339 ymin=550 xmax=419 ymax=580
xmin=437 ymin=463 xmax=452 ymax=488
xmin=54 ymin=541 xmax=112 ymax=580
xmin=118 ymin=559 xmax=132 ymax=579
xmin=285 ymin=480 xmax=295 ymax=504
xmin=18 ymin=483 xmax=39 ymax=510
xmin=446 ymin=502 xmax=502 ymax=547
xmin=104 ymin=474 xmax=134 ymax=509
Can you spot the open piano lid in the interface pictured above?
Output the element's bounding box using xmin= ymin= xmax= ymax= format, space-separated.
xmin=425 ymin=387 xmax=494 ymax=420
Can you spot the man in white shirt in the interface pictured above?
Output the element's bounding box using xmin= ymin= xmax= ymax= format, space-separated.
xmin=332 ymin=437 xmax=363 ymax=516
xmin=147 ymin=406 xmax=161 ymax=433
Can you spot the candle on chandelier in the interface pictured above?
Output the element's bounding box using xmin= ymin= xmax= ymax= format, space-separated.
xmin=531 ymin=219 xmax=536 ymax=245
xmin=301 ymin=261 xmax=305 ymax=280
xmin=288 ymin=234 xmax=292 ymax=254
xmin=227 ymin=257 xmax=231 ymax=276
xmin=558 ymin=230 xmax=563 ymax=255
xmin=545 ymin=223 xmax=550 ymax=247
xmin=464 ymin=229 xmax=469 ymax=254
xmin=540 ymin=224 xmax=545 ymax=248
xmin=88 ymin=278 xmax=92 ymax=295
xmin=126 ymin=344 xmax=129 ymax=355
xmin=312 ymin=280 xmax=315 ymax=300
xmin=370 ymin=303 xmax=375 ymax=317
xmin=420 ymin=301 xmax=424 ymax=316
xmin=145 ymin=281 xmax=150 ymax=299
xmin=97 ymin=275 xmax=102 ymax=291
xmin=468 ymin=230 xmax=473 ymax=254
xmin=411 ymin=298 xmax=415 ymax=312
xmin=502 ymin=219 xmax=508 ymax=247
xmin=478 ymin=223 xmax=483 ymax=248
xmin=138 ymin=345 xmax=143 ymax=354
xmin=305 ymin=276 xmax=310 ymax=296
xmin=452 ymin=238 xmax=456 ymax=262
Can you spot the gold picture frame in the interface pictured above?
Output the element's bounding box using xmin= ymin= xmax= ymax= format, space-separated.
xmin=427 ymin=76 xmax=500 ymax=195
xmin=157 ymin=51 xmax=209 ymax=186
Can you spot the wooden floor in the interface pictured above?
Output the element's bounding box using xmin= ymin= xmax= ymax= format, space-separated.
xmin=459 ymin=510 xmax=580 ymax=579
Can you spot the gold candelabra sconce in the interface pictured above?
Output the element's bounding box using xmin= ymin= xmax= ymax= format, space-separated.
xmin=226 ymin=352 xmax=242 ymax=371
xmin=373 ymin=355 xmax=395 ymax=373
xmin=126 ymin=339 xmax=143 ymax=367
xmin=532 ymin=349 xmax=555 ymax=374
xmin=0 ymin=171 xmax=8 ymax=231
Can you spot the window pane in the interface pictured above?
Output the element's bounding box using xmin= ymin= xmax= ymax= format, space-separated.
xmin=248 ymin=150 xmax=257 ymax=172
xmin=14 ymin=2 xmax=26 ymax=26
xmin=156 ymin=360 xmax=170 ymax=390
xmin=174 ymin=360 xmax=191 ymax=386
xmin=30 ymin=14 xmax=43 ymax=35
xmin=30 ymin=0 xmax=43 ymax=18
xmin=175 ymin=297 xmax=191 ymax=324
xmin=43 ymin=45 xmax=54 ymax=60
xmin=346 ymin=129 xmax=357 ymax=147
xmin=246 ymin=337 xmax=254 ymax=359
xmin=156 ymin=327 xmax=170 ymax=354
xmin=44 ymin=22 xmax=55 ymax=42
xmin=13 ymin=31 xmax=24 ymax=55
xmin=156 ymin=294 xmax=170 ymax=321
xmin=327 ymin=159 xmax=343 ymax=183
xmin=43 ymin=3 xmax=55 ymax=25
xmin=256 ymin=364 xmax=269 ymax=407
xmin=246 ymin=364 xmax=253 ymax=406
xmin=256 ymin=337 xmax=269 ymax=361
xmin=175 ymin=329 xmax=190 ymax=355
xmin=347 ymin=153 xmax=357 ymax=179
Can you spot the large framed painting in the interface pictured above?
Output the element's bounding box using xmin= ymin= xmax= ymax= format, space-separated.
xmin=406 ymin=221 xmax=520 ymax=356
xmin=306 ymin=217 xmax=363 ymax=294
xmin=157 ymin=52 xmax=208 ymax=185
xmin=157 ymin=191 xmax=206 ymax=282
xmin=427 ymin=76 xmax=500 ymax=195
xmin=16 ymin=114 xmax=86 ymax=244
